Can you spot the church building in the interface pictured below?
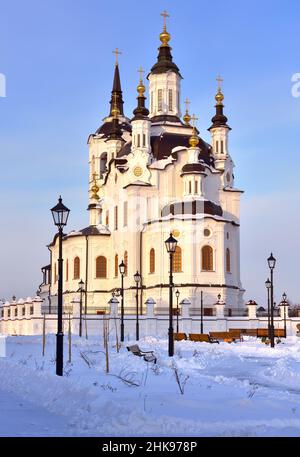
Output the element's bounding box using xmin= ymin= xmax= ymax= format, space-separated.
xmin=40 ymin=13 xmax=245 ymax=314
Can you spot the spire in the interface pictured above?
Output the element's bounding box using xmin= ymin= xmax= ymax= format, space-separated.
xmin=183 ymin=98 xmax=191 ymax=125
xmin=108 ymin=93 xmax=123 ymax=140
xmin=149 ymin=11 xmax=181 ymax=77
xmin=109 ymin=49 xmax=124 ymax=116
xmin=132 ymin=67 xmax=149 ymax=120
xmin=189 ymin=114 xmax=200 ymax=147
xmin=208 ymin=75 xmax=231 ymax=130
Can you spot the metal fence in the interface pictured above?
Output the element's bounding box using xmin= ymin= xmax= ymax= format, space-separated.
xmin=224 ymin=308 xmax=249 ymax=317
xmin=189 ymin=308 xmax=216 ymax=316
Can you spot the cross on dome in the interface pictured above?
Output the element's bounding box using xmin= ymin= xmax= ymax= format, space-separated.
xmin=112 ymin=48 xmax=122 ymax=65
xmin=161 ymin=10 xmax=170 ymax=30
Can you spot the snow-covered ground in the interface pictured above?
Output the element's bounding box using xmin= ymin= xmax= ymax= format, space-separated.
xmin=1 ymin=334 xmax=300 ymax=437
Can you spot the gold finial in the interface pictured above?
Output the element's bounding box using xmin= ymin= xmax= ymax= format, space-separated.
xmin=137 ymin=66 xmax=145 ymax=95
xmin=189 ymin=113 xmax=199 ymax=147
xmin=112 ymin=47 xmax=122 ymax=65
xmin=215 ymin=74 xmax=224 ymax=104
xmin=91 ymin=172 xmax=100 ymax=200
xmin=111 ymin=92 xmax=120 ymax=118
xmin=183 ymin=97 xmax=191 ymax=125
xmin=160 ymin=10 xmax=171 ymax=46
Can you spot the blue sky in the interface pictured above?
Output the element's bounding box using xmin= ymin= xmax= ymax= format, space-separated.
xmin=0 ymin=0 xmax=299 ymax=305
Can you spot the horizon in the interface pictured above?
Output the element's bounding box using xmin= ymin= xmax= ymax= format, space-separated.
xmin=0 ymin=0 xmax=299 ymax=305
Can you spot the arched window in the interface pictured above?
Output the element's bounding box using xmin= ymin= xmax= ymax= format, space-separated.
xmin=150 ymin=248 xmax=155 ymax=273
xmin=226 ymin=248 xmax=231 ymax=273
xmin=202 ymin=246 xmax=213 ymax=271
xmin=124 ymin=251 xmax=128 ymax=276
xmin=74 ymin=257 xmax=80 ymax=279
xmin=173 ymin=246 xmax=182 ymax=273
xmin=100 ymin=152 xmax=108 ymax=178
xmin=115 ymin=254 xmax=118 ymax=277
xmin=54 ymin=262 xmax=57 ymax=283
xmin=96 ymin=256 xmax=107 ymax=278
xmin=66 ymin=259 xmax=69 ymax=281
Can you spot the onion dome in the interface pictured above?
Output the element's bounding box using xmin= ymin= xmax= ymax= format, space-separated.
xmin=189 ymin=114 xmax=200 ymax=147
xmin=208 ymin=76 xmax=231 ymax=131
xmin=132 ymin=68 xmax=149 ymax=121
xmin=91 ymin=173 xmax=100 ymax=200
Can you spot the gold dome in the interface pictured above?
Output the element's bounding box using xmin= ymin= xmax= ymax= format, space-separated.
xmin=137 ymin=81 xmax=145 ymax=96
xmin=189 ymin=134 xmax=199 ymax=148
xmin=183 ymin=111 xmax=191 ymax=125
xmin=91 ymin=174 xmax=100 ymax=200
xmin=159 ymin=29 xmax=171 ymax=46
xmin=215 ymin=89 xmax=224 ymax=104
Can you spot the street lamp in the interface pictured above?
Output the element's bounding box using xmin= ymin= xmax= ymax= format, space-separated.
xmin=165 ymin=233 xmax=178 ymax=357
xmin=200 ymin=290 xmax=204 ymax=334
xmin=265 ymin=278 xmax=271 ymax=340
xmin=119 ymin=260 xmax=126 ymax=342
xmin=267 ymin=253 xmax=276 ymax=348
xmin=78 ymin=279 xmax=84 ymax=337
xmin=175 ymin=289 xmax=180 ymax=333
xmin=281 ymin=292 xmax=288 ymax=338
xmin=50 ymin=196 xmax=70 ymax=376
xmin=134 ymin=270 xmax=141 ymax=341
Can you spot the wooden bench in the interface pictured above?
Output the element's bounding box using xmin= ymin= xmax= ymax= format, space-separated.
xmin=209 ymin=331 xmax=241 ymax=343
xmin=127 ymin=344 xmax=157 ymax=363
xmin=189 ymin=333 xmax=219 ymax=343
xmin=242 ymin=329 xmax=258 ymax=337
xmin=257 ymin=328 xmax=285 ymax=338
xmin=174 ymin=332 xmax=187 ymax=341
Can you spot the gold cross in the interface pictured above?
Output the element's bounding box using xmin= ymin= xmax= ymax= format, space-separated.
xmin=137 ymin=66 xmax=145 ymax=81
xmin=161 ymin=10 xmax=170 ymax=29
xmin=216 ymin=74 xmax=223 ymax=91
xmin=92 ymin=172 xmax=98 ymax=181
xmin=112 ymin=47 xmax=122 ymax=65
xmin=191 ymin=113 xmax=198 ymax=129
xmin=184 ymin=98 xmax=190 ymax=112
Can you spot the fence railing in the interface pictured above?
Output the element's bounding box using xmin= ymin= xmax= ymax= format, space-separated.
xmin=256 ymin=309 xmax=280 ymax=317
xmin=189 ymin=307 xmax=216 ymax=316
xmin=224 ymin=308 xmax=249 ymax=317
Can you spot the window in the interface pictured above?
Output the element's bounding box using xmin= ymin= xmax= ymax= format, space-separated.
xmin=74 ymin=257 xmax=80 ymax=279
xmin=96 ymin=256 xmax=107 ymax=278
xmin=114 ymin=206 xmax=118 ymax=230
xmin=123 ymin=201 xmax=128 ymax=227
xmin=204 ymin=228 xmax=211 ymax=237
xmin=115 ymin=254 xmax=119 ymax=277
xmin=195 ymin=180 xmax=198 ymax=194
xmin=8 ymin=309 xmax=11 ymax=318
xmin=150 ymin=248 xmax=155 ymax=273
xmin=216 ymin=141 xmax=219 ymax=153
xmin=124 ymin=251 xmax=128 ymax=276
xmin=158 ymin=89 xmax=163 ymax=111
xmin=177 ymin=91 xmax=180 ymax=113
xmin=226 ymin=248 xmax=231 ymax=273
xmin=54 ymin=262 xmax=57 ymax=283
xmin=221 ymin=140 xmax=224 ymax=153
xmin=14 ymin=308 xmax=17 ymax=317
xmin=202 ymin=246 xmax=213 ymax=271
xmin=173 ymin=246 xmax=182 ymax=273
xmin=66 ymin=259 xmax=69 ymax=281
xmin=137 ymin=134 xmax=140 ymax=147
xmin=30 ymin=306 xmax=34 ymax=315
xmin=168 ymin=89 xmax=173 ymax=111
xmin=22 ymin=307 xmax=25 ymax=316
xmin=188 ymin=181 xmax=192 ymax=194
xmin=143 ymin=134 xmax=146 ymax=147
xmin=100 ymin=152 xmax=108 ymax=178
xmin=150 ymin=92 xmax=153 ymax=112
xmin=105 ymin=210 xmax=109 ymax=226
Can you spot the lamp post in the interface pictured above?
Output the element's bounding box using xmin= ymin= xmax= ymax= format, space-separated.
xmin=267 ymin=253 xmax=276 ymax=348
xmin=281 ymin=292 xmax=288 ymax=338
xmin=265 ymin=278 xmax=271 ymax=340
xmin=175 ymin=289 xmax=180 ymax=333
xmin=119 ymin=260 xmax=126 ymax=342
xmin=134 ymin=271 xmax=141 ymax=341
xmin=165 ymin=233 xmax=178 ymax=357
xmin=50 ymin=196 xmax=70 ymax=376
xmin=78 ymin=279 xmax=84 ymax=337
xmin=200 ymin=290 xmax=204 ymax=334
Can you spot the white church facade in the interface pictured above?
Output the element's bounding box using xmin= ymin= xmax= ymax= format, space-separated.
xmin=40 ymin=15 xmax=245 ymax=315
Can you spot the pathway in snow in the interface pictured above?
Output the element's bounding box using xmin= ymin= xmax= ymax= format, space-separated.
xmin=0 ymin=388 xmax=74 ymax=437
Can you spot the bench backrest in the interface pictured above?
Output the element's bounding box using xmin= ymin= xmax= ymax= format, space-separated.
xmin=127 ymin=344 xmax=141 ymax=354
xmin=174 ymin=332 xmax=187 ymax=341
xmin=210 ymin=331 xmax=238 ymax=340
xmin=243 ymin=329 xmax=257 ymax=336
xmin=189 ymin=333 xmax=210 ymax=342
